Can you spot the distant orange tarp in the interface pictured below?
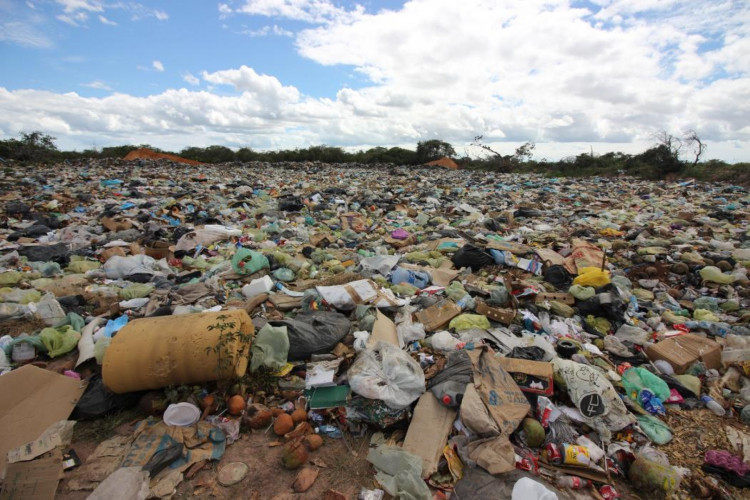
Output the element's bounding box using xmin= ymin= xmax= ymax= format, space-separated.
xmin=123 ymin=148 xmax=203 ymax=165
xmin=425 ymin=157 xmax=459 ymax=169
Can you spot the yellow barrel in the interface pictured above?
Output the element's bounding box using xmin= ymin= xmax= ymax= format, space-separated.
xmin=103 ymin=309 xmax=253 ymax=393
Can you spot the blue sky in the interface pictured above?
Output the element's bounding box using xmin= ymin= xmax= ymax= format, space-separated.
xmin=1 ymin=0 xmax=749 ymax=162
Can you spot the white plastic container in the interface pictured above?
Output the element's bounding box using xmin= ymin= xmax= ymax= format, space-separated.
xmin=242 ymin=275 xmax=274 ymax=299
xmin=11 ymin=340 xmax=36 ymax=363
xmin=163 ymin=402 xmax=201 ymax=426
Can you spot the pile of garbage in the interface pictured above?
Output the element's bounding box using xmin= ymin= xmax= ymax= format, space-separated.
xmin=0 ymin=159 xmax=749 ymax=499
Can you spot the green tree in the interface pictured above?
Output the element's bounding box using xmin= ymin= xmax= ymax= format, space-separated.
xmin=416 ymin=139 xmax=456 ymax=163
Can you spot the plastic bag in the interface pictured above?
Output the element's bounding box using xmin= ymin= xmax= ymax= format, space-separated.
xmin=72 ymin=374 xmax=142 ymax=420
xmin=39 ymin=325 xmax=81 ymax=357
xmin=449 ymin=314 xmax=491 ymax=332
xmin=552 ymin=358 xmax=635 ymax=436
xmin=511 ymin=477 xmax=558 ymax=500
xmin=390 ymin=267 xmax=430 ymax=289
xmin=572 ymin=267 xmax=611 ymax=287
xmin=430 ymin=331 xmax=462 ymax=352
xmin=700 ymin=266 xmax=736 ymax=284
xmin=367 ymin=445 xmax=431 ymax=500
xmin=637 ymin=414 xmax=673 ymax=445
xmin=359 ymin=255 xmax=400 ymax=277
xmin=451 ymin=244 xmax=494 ymax=272
xmin=622 ymin=367 xmax=671 ymax=401
xmin=231 ymin=248 xmax=270 ymax=275
xmin=348 ymin=341 xmax=425 ymax=409
xmin=102 ymin=255 xmax=158 ymax=279
xmin=174 ymin=225 xmax=242 ymax=252
xmin=250 ymin=324 xmax=289 ymax=372
xmin=615 ymin=324 xmax=651 ymax=345
xmin=270 ymin=311 xmax=350 ymax=361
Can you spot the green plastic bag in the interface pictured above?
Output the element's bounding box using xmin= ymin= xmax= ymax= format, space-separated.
xmin=232 ymin=248 xmax=270 ymax=275
xmin=39 ymin=325 xmax=81 ymax=358
xmin=622 ymin=367 xmax=670 ymax=402
xmin=449 ymin=314 xmax=490 ymax=332
xmin=250 ymin=324 xmax=289 ymax=372
xmin=637 ymin=414 xmax=673 ymax=445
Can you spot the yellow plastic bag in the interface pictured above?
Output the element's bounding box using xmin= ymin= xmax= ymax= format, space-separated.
xmin=572 ymin=267 xmax=611 ymax=288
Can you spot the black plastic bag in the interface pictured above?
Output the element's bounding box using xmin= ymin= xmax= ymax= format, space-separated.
xmin=543 ymin=264 xmax=572 ymax=289
xmin=450 ymin=244 xmax=494 ymax=272
xmin=509 ymin=346 xmax=546 ymax=361
xmin=270 ymin=311 xmax=351 ymax=360
xmin=18 ymin=243 xmax=70 ymax=265
xmin=71 ymin=375 xmax=142 ymax=420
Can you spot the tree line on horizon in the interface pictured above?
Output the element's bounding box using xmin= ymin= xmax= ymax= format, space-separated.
xmin=0 ymin=131 xmax=747 ymax=184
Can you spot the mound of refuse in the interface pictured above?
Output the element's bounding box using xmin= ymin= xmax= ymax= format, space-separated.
xmin=1 ymin=158 xmax=749 ymax=499
xmin=123 ymin=147 xmax=203 ymax=165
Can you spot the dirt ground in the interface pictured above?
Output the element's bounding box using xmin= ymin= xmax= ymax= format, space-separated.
xmin=57 ymin=416 xmax=375 ymax=500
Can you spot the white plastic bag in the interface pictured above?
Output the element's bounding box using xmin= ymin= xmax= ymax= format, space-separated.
xmin=348 ymin=341 xmax=425 ymax=409
xmin=511 ymin=478 xmax=558 ymax=500
xmin=429 ymin=331 xmax=462 ymax=352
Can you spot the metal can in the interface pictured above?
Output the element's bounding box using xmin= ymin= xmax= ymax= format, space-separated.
xmin=562 ymin=444 xmax=591 ymax=466
xmin=599 ymin=485 xmax=621 ymax=499
xmin=545 ymin=443 xmax=562 ymax=465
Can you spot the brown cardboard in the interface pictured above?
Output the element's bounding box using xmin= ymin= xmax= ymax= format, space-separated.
xmin=415 ymin=300 xmax=461 ymax=332
xmin=402 ymin=393 xmax=456 ymax=478
xmin=534 ymin=292 xmax=575 ymax=305
xmin=144 ymin=240 xmax=173 ymax=260
xmin=475 ymin=301 xmax=516 ymax=326
xmin=0 ymin=449 xmax=63 ymax=500
xmin=0 ymin=365 xmax=85 ymax=478
xmin=645 ymin=333 xmax=722 ymax=374
xmin=496 ymin=358 xmax=554 ymax=396
xmin=368 ymin=309 xmax=399 ymax=348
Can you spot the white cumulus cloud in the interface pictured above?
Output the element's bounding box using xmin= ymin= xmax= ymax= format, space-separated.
xmin=152 ymin=60 xmax=164 ymax=72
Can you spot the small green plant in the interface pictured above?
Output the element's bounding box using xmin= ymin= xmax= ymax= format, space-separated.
xmin=205 ymin=314 xmax=253 ymax=379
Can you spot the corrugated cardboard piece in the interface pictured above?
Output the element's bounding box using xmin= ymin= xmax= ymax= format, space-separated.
xmin=415 ymin=300 xmax=461 ymax=332
xmin=0 ymin=448 xmax=63 ymax=500
xmin=646 ymin=333 xmax=721 ymax=373
xmin=402 ymin=393 xmax=456 ymax=478
xmin=497 ymin=358 xmax=554 ymax=396
xmin=0 ymin=365 xmax=85 ymax=479
xmin=368 ymin=309 xmax=399 ymax=347
xmin=475 ymin=301 xmax=516 ymax=326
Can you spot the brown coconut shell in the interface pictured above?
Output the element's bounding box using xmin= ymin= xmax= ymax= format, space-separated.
xmin=274 ymin=413 xmax=294 ymax=436
xmin=244 ymin=404 xmax=272 ymax=429
xmin=291 ymin=408 xmax=307 ymax=424
xmin=303 ymin=434 xmax=323 ymax=451
xmin=282 ymin=439 xmax=309 ymax=469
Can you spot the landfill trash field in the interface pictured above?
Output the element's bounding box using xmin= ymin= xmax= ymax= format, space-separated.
xmin=0 ymin=157 xmax=749 ymax=500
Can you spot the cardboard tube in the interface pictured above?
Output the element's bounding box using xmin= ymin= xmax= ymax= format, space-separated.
xmin=103 ymin=310 xmax=253 ymax=393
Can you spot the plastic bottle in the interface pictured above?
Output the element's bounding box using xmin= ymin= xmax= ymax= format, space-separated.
xmin=701 ymin=395 xmax=726 ymax=416
xmin=639 ymin=389 xmax=666 ymax=416
xmin=315 ymin=425 xmax=342 ymax=438
xmin=556 ymin=475 xmax=592 ymax=489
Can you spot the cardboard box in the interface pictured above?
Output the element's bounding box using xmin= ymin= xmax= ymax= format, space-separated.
xmin=645 ymin=333 xmax=722 ymax=374
xmin=496 ymin=358 xmax=554 ymax=396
